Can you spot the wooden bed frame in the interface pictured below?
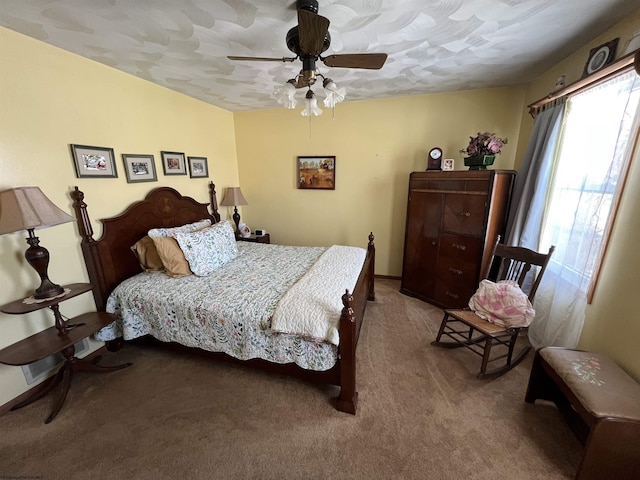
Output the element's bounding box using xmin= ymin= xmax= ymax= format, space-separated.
xmin=70 ymin=182 xmax=375 ymax=414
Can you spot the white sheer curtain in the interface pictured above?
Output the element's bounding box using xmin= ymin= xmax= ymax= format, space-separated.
xmin=529 ymin=71 xmax=640 ymax=349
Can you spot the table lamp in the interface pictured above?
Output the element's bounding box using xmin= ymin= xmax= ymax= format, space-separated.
xmin=0 ymin=187 xmax=75 ymax=299
xmin=220 ymin=187 xmax=248 ymax=236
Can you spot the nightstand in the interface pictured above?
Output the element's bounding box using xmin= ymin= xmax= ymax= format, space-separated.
xmin=0 ymin=283 xmax=132 ymax=423
xmin=237 ymin=233 xmax=270 ymax=244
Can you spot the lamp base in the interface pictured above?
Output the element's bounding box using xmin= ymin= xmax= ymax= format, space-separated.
xmin=232 ymin=207 xmax=241 ymax=237
xmin=25 ymin=229 xmax=64 ymax=299
xmin=34 ymin=280 xmax=65 ymax=300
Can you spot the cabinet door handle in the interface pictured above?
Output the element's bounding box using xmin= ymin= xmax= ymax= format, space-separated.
xmin=457 ymin=211 xmax=471 ymax=217
xmin=448 ymin=267 xmax=463 ymax=275
xmin=445 ymin=291 xmax=459 ymax=299
xmin=452 ymin=243 xmax=467 ymax=251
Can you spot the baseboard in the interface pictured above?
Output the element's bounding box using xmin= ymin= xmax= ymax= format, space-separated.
xmin=0 ymin=345 xmax=107 ymax=417
xmin=374 ymin=274 xmax=401 ymax=280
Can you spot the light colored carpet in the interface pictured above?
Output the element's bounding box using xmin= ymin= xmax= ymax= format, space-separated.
xmin=0 ymin=279 xmax=581 ymax=479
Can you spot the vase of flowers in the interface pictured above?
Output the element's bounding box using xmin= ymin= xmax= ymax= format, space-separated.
xmin=461 ymin=132 xmax=507 ymax=170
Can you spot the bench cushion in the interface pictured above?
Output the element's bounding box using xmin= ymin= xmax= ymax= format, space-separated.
xmin=540 ymin=347 xmax=640 ymax=421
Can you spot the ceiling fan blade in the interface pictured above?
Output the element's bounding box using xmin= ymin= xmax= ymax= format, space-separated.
xmin=227 ymin=56 xmax=296 ymax=63
xmin=297 ymin=9 xmax=330 ymax=56
xmin=323 ymin=53 xmax=388 ymax=69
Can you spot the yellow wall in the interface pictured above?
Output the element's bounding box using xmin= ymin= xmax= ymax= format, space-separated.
xmin=0 ymin=27 xmax=239 ymax=405
xmin=517 ymin=10 xmax=640 ymax=377
xmin=2 ymin=6 xmax=640 ymax=407
xmin=234 ymin=87 xmax=526 ymax=276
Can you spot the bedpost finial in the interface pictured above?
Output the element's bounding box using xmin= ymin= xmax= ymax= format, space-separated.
xmin=341 ymin=289 xmax=354 ymax=318
xmin=71 ymin=186 xmax=84 ymax=202
xmin=70 ymin=186 xmax=93 ymax=241
xmin=208 ymin=181 xmax=220 ymax=222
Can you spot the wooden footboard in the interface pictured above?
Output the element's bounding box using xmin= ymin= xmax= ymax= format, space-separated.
xmin=69 ymin=184 xmax=374 ymax=415
xmin=336 ymin=232 xmax=375 ymax=414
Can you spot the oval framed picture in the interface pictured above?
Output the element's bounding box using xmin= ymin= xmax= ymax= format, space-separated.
xmin=582 ymin=38 xmax=618 ymax=78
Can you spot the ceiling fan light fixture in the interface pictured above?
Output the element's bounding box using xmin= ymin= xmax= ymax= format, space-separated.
xmin=272 ymin=79 xmax=297 ymax=109
xmin=322 ymin=77 xmax=346 ymax=108
xmin=228 ymin=0 xmax=387 ymax=115
xmin=301 ymin=89 xmax=323 ymax=116
xmin=301 ymin=67 xmax=317 ymax=86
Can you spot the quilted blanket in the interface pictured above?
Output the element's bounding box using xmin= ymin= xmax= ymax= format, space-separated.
xmin=96 ymin=242 xmax=365 ymax=370
xmin=270 ymin=245 xmax=367 ymax=345
xmin=98 ymin=243 xmax=341 ymax=370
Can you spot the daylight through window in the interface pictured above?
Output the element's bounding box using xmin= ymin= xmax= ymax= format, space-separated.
xmin=539 ymin=70 xmax=640 ymax=299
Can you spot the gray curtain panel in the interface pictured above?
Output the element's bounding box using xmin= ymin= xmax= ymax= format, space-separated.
xmin=505 ymin=99 xmax=566 ymax=249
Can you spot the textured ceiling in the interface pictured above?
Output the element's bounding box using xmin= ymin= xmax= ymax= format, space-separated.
xmin=1 ymin=0 xmax=638 ymax=112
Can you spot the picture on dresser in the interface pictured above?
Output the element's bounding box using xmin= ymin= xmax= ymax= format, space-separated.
xmin=443 ymin=158 xmax=455 ymax=171
xmin=297 ymin=156 xmax=336 ymax=190
xmin=70 ymin=144 xmax=117 ymax=178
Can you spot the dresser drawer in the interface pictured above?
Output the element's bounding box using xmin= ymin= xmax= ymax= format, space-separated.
xmin=435 ymin=260 xmax=479 ymax=292
xmin=432 ymin=280 xmax=476 ymax=309
xmin=409 ymin=171 xmax=493 ymax=193
xmin=442 ymin=193 xmax=487 ymax=236
xmin=438 ymin=234 xmax=483 ymax=263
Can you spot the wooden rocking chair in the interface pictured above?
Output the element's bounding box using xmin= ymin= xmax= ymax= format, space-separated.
xmin=431 ymin=239 xmax=555 ymax=379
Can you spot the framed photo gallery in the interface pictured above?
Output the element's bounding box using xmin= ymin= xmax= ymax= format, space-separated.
xmin=70 ymin=145 xmax=208 ymax=181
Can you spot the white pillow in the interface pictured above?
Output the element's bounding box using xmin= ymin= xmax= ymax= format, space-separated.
xmin=148 ymin=219 xmax=212 ymax=239
xmin=176 ymin=220 xmax=239 ymax=276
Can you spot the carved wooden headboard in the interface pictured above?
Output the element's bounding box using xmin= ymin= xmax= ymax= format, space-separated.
xmin=70 ymin=182 xmax=220 ymax=311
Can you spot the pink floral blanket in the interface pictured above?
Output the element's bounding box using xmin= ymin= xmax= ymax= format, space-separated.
xmin=468 ymin=279 xmax=535 ymax=328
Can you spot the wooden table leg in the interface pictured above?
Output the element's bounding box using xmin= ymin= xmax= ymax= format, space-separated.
xmin=14 ymin=344 xmax=132 ymax=424
xmin=11 ymin=367 xmax=64 ymax=411
xmin=45 ymin=363 xmax=73 ymax=424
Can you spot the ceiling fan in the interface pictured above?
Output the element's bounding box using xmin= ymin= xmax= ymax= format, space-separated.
xmin=227 ymin=0 xmax=388 ymax=90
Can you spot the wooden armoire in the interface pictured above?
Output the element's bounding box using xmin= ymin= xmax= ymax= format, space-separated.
xmin=400 ymin=170 xmax=515 ymax=309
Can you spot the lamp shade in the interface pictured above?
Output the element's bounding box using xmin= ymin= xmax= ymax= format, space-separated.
xmin=220 ymin=187 xmax=248 ymax=207
xmin=301 ymin=90 xmax=323 ymax=117
xmin=0 ymin=187 xmax=74 ymax=235
xmin=273 ymin=80 xmax=297 ymax=109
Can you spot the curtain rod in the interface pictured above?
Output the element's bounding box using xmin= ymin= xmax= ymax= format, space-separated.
xmin=528 ymin=49 xmax=639 ymax=117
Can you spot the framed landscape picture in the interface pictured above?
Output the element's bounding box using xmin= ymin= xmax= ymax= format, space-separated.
xmin=160 ymin=151 xmax=187 ymax=175
xmin=70 ymin=144 xmax=117 ymax=178
xmin=296 ymin=156 xmax=336 ymax=190
xmin=122 ymin=154 xmax=157 ymax=183
xmin=188 ymin=156 xmax=209 ymax=178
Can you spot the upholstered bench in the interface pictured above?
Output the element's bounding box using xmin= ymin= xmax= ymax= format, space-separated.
xmin=525 ymin=347 xmax=640 ymax=480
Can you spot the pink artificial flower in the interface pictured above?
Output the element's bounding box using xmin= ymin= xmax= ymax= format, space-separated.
xmin=487 ymin=138 xmax=504 ymax=154
xmin=461 ymin=131 xmax=507 ymax=156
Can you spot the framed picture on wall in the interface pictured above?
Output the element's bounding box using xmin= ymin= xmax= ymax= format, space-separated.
xmin=70 ymin=144 xmax=118 ymax=178
xmin=160 ymin=151 xmax=187 ymax=175
xmin=582 ymin=38 xmax=618 ymax=78
xmin=296 ymin=156 xmax=336 ymax=190
xmin=188 ymin=156 xmax=209 ymax=178
xmin=122 ymin=154 xmax=157 ymax=183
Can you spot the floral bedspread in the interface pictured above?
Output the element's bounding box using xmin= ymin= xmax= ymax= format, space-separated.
xmin=97 ymin=242 xmax=340 ymax=371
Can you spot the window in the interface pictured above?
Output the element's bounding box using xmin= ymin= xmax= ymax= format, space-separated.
xmin=538 ymin=70 xmax=640 ymax=301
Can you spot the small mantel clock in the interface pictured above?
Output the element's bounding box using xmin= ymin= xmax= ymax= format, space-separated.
xmin=427 ymin=147 xmax=443 ymax=170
